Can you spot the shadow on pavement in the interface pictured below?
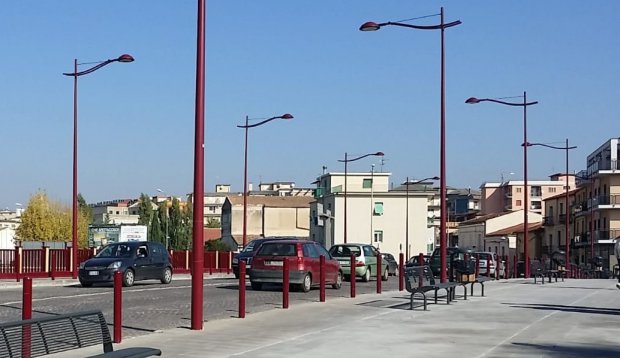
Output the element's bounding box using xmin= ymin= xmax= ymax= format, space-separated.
xmin=505 ymin=302 xmax=620 ymax=316
xmin=512 ymin=342 xmax=620 ymax=357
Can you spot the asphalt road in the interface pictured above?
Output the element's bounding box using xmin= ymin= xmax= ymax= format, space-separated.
xmin=0 ymin=275 xmax=400 ymax=338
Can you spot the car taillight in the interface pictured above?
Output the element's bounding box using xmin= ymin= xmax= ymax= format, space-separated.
xmin=355 ymin=260 xmax=365 ymax=267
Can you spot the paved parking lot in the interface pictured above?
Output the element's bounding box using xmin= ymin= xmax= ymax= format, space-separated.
xmin=43 ymin=278 xmax=620 ymax=358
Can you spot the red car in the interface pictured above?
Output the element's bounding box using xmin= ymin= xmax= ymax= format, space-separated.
xmin=250 ymin=240 xmax=342 ymax=292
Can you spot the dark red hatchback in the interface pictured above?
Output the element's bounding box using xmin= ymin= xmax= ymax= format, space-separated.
xmin=249 ymin=240 xmax=342 ymax=292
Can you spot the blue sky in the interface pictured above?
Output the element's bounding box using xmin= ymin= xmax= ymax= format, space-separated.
xmin=1 ymin=1 xmax=619 ymax=209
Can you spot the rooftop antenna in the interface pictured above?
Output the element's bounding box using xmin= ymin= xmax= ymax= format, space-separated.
xmin=322 ymin=165 xmax=327 ymax=175
xmin=380 ymin=157 xmax=388 ymax=172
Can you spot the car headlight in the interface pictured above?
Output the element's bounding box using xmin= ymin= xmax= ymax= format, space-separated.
xmin=79 ymin=262 xmax=86 ymax=269
xmin=232 ymin=257 xmax=239 ymax=264
xmin=107 ymin=261 xmax=122 ymax=270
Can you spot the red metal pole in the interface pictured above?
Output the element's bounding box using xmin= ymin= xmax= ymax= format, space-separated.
xmin=22 ymin=277 xmax=32 ymax=358
xmin=114 ymin=271 xmax=122 ymax=343
xmin=238 ymin=261 xmax=246 ymax=318
xmin=418 ymin=253 xmax=424 ymax=288
xmin=376 ymin=253 xmax=382 ymax=294
xmin=505 ymin=256 xmax=509 ymax=280
xmin=320 ymin=255 xmax=326 ymax=302
xmin=283 ymin=259 xmax=289 ymax=309
xmin=398 ymin=252 xmax=404 ymax=291
xmin=344 ymin=153 xmax=348 ymax=244
xmin=439 ymin=6 xmax=448 ymax=284
xmin=72 ymin=58 xmax=78 ymax=280
xmin=51 ymin=251 xmax=56 ymax=280
xmin=191 ymin=0 xmax=206 ymax=331
xmin=513 ymin=255 xmax=517 ymax=278
xmin=565 ymin=138 xmax=570 ymax=271
xmin=523 ymin=91 xmax=530 ymax=279
xmin=350 ymin=254 xmax=356 ymax=298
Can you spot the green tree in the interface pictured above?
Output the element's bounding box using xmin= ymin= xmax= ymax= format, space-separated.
xmin=205 ymin=239 xmax=228 ymax=252
xmin=137 ymin=193 xmax=154 ymax=230
xmin=150 ymin=211 xmax=163 ymax=244
xmin=158 ymin=202 xmax=169 ymax=245
xmin=206 ymin=217 xmax=221 ymax=228
xmin=169 ymin=198 xmax=183 ymax=249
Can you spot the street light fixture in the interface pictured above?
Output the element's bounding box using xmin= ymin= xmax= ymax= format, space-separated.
xmin=361 ymin=7 xmax=461 ymax=283
xmin=156 ymin=189 xmax=170 ymax=250
xmin=466 ymin=93 xmax=538 ymax=278
xmin=402 ymin=176 xmax=439 ymax=260
xmin=524 ymin=140 xmax=577 ymax=270
xmin=338 ymin=151 xmax=384 ymax=244
xmin=63 ymin=54 xmax=134 ymax=279
xmin=237 ymin=114 xmax=294 ymax=248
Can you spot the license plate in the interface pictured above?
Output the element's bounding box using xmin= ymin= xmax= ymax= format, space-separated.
xmin=266 ymin=261 xmax=283 ymax=266
xmin=338 ymin=260 xmax=350 ymax=266
xmin=88 ymin=271 xmax=99 ymax=276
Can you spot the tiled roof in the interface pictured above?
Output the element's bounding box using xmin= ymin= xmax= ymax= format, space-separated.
xmin=487 ymin=222 xmax=544 ymax=236
xmin=459 ymin=213 xmax=505 ymax=226
xmin=543 ymin=188 xmax=580 ymax=201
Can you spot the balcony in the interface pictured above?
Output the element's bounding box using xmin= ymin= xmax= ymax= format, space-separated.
xmin=543 ymin=216 xmax=555 ymax=226
xmin=593 ymin=229 xmax=620 ymax=242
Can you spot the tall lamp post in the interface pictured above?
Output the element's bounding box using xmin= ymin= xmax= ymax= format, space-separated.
xmin=524 ymin=140 xmax=577 ymax=269
xmin=465 ymin=93 xmax=538 ymax=278
xmin=156 ymin=189 xmax=170 ymax=249
xmin=63 ymin=54 xmax=134 ymax=279
xmin=190 ymin=0 xmax=206 ymax=331
xmin=237 ymin=114 xmax=294 ymax=248
xmin=360 ymin=8 xmax=461 ymax=283
xmin=338 ymin=152 xmax=384 ymax=244
xmin=402 ymin=176 xmax=439 ymax=259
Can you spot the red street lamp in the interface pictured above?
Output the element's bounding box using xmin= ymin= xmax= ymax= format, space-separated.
xmin=466 ymin=93 xmax=538 ymax=278
xmin=338 ymin=152 xmax=384 ymax=244
xmin=361 ymin=7 xmax=461 ymax=283
xmin=402 ymin=176 xmax=439 ymax=259
xmin=237 ymin=114 xmax=294 ymax=248
xmin=190 ymin=0 xmax=206 ymax=331
xmin=63 ymin=54 xmax=134 ymax=279
xmin=524 ymin=140 xmax=577 ymax=270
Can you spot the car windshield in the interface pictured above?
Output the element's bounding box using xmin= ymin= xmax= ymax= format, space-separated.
xmin=328 ymin=245 xmax=361 ymax=257
xmin=240 ymin=242 xmax=256 ymax=253
xmin=257 ymin=243 xmax=297 ymax=256
xmin=96 ymin=244 xmax=134 ymax=258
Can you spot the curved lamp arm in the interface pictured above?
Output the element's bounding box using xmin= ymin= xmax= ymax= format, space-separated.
xmin=523 ymin=142 xmax=577 ymax=150
xmin=237 ymin=114 xmax=293 ymax=129
xmin=338 ymin=152 xmax=384 ymax=163
xmin=402 ymin=176 xmax=439 ymax=186
xmin=63 ymin=54 xmax=134 ymax=77
xmin=466 ymin=97 xmax=538 ymax=107
xmin=360 ymin=20 xmax=461 ymax=32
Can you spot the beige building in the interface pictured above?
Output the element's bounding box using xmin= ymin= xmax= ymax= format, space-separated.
xmin=480 ymin=174 xmax=575 ymax=217
xmin=91 ymin=200 xmax=140 ymax=225
xmin=542 ymin=189 xmax=578 ymax=257
xmin=220 ymin=195 xmax=313 ymax=250
xmin=310 ymin=172 xmax=435 ymax=258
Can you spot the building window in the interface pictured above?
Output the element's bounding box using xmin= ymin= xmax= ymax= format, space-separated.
xmin=373 ymin=202 xmax=384 ymax=216
xmin=373 ymin=230 xmax=383 ymax=243
xmin=363 ymin=179 xmax=373 ymax=189
xmin=549 ymin=187 xmax=557 ymax=193
xmin=516 ymin=200 xmax=522 ymax=206
xmin=516 ymin=187 xmax=522 ymax=193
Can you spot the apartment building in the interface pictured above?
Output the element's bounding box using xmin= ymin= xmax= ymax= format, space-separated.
xmin=310 ymin=172 xmax=435 ymax=258
xmin=571 ymin=138 xmax=620 ymax=270
xmin=541 ymin=189 xmax=578 ymax=257
xmin=480 ymin=174 xmax=575 ymax=217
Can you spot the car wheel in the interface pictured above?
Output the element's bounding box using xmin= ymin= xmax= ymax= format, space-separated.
xmin=160 ymin=267 xmax=173 ymax=284
xmin=79 ymin=280 xmax=92 ymax=288
xmin=301 ymin=273 xmax=312 ymax=293
xmin=251 ymin=281 xmax=262 ymax=291
xmin=382 ymin=267 xmax=389 ymax=281
xmin=362 ymin=267 xmax=371 ymax=282
xmin=122 ymin=269 xmax=135 ymax=287
xmin=332 ymin=271 xmax=343 ymax=289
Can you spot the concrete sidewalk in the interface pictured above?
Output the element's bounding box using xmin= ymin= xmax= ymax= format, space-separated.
xmin=48 ymin=278 xmax=620 ymax=358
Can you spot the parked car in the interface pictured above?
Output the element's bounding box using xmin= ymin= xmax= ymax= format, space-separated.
xmin=381 ymin=253 xmax=398 ymax=276
xmin=249 ymin=240 xmax=342 ymax=292
xmin=429 ymin=247 xmax=468 ymax=277
xmin=78 ymin=241 xmax=172 ymax=287
xmin=328 ymin=243 xmax=389 ymax=282
xmin=405 ymin=255 xmax=431 ymax=268
xmin=471 ymin=252 xmax=499 ymax=276
xmin=232 ymin=237 xmax=289 ymax=278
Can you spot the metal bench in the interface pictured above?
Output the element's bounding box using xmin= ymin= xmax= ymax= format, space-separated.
xmin=0 ymin=310 xmax=161 ymax=358
xmin=404 ymin=265 xmax=457 ymax=310
xmin=469 ymin=274 xmax=492 ymax=296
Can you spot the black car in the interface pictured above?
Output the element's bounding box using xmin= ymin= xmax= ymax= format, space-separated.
xmin=78 ymin=241 xmax=172 ymax=287
xmin=232 ymin=237 xmax=290 ymax=278
xmin=381 ymin=253 xmax=398 ymax=276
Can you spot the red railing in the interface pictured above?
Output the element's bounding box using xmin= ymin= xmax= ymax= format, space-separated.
xmin=0 ymin=247 xmax=233 ymax=280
